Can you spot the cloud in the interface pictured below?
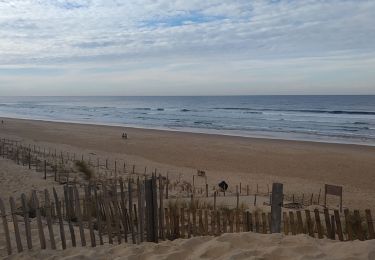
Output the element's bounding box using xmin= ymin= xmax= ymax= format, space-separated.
xmin=0 ymin=0 xmax=374 ymax=94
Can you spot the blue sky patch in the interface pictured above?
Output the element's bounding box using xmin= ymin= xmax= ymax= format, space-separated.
xmin=141 ymin=11 xmax=226 ymax=28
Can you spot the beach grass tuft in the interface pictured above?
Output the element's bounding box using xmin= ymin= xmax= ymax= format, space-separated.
xmin=74 ymin=160 xmax=94 ymax=180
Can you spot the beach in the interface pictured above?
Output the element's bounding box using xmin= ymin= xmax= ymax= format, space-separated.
xmin=1 ymin=117 xmax=375 ymax=211
xmin=1 ymin=117 xmax=375 ymax=259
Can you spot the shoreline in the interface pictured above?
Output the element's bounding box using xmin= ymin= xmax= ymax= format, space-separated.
xmin=1 ymin=115 xmax=374 ymax=148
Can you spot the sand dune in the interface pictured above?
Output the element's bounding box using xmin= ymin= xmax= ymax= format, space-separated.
xmin=5 ymin=232 xmax=375 ymax=260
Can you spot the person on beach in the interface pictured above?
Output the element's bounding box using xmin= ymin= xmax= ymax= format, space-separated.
xmin=122 ymin=133 xmax=128 ymax=139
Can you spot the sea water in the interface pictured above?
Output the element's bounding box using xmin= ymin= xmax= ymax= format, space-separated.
xmin=0 ymin=95 xmax=375 ymax=145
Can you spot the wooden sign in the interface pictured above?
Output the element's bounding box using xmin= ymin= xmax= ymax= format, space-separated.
xmin=325 ymin=184 xmax=342 ymax=196
xmin=324 ymin=184 xmax=343 ymax=212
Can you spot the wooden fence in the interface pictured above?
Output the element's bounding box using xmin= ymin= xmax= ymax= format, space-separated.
xmin=0 ymin=175 xmax=374 ymax=257
xmin=0 ymin=137 xmax=323 ymax=209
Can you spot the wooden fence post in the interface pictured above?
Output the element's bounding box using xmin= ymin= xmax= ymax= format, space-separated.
xmin=53 ymin=187 xmax=67 ymax=249
xmin=73 ymin=186 xmax=86 ymax=246
xmin=128 ymin=179 xmax=136 ymax=244
xmin=63 ymin=185 xmax=76 ymax=247
xmin=289 ymin=211 xmax=296 ymax=235
xmin=271 ymin=183 xmax=283 ymax=233
xmin=0 ymin=198 xmax=11 ymax=255
xmin=10 ymin=197 xmax=23 ymax=252
xmin=354 ymin=210 xmax=365 ymax=241
xmin=344 ymin=209 xmax=353 ymax=241
xmin=145 ymin=177 xmax=158 ymax=242
xmin=21 ymin=194 xmax=32 ymax=250
xmin=85 ymin=186 xmax=96 ymax=247
xmin=305 ymin=210 xmax=314 ymax=237
xmin=314 ymin=209 xmax=323 ymax=239
xmin=324 ymin=208 xmax=332 ymax=238
xmin=139 ymin=178 xmax=145 ymax=242
xmin=102 ymin=183 xmax=113 ymax=244
xmin=32 ymin=190 xmax=46 ymax=249
xmin=365 ymin=209 xmax=375 ymax=240
xmin=334 ymin=210 xmax=344 ymax=241
xmin=94 ymin=183 xmax=104 ymax=245
xmin=44 ymin=190 xmax=56 ymax=249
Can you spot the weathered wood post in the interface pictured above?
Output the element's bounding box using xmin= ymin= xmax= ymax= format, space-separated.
xmin=44 ymin=160 xmax=47 ymax=180
xmin=271 ymin=183 xmax=283 ymax=233
xmin=21 ymin=194 xmax=32 ymax=250
xmin=0 ymin=198 xmax=11 ymax=255
xmin=145 ymin=176 xmax=158 ymax=243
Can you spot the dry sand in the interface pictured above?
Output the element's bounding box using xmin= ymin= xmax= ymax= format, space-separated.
xmin=1 ymin=217 xmax=375 ymax=260
xmin=1 ymin=117 xmax=375 ymax=259
xmin=1 ymin=117 xmax=374 ymax=210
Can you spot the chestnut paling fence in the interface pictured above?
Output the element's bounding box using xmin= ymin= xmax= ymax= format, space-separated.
xmin=0 ymin=138 xmax=375 ymax=257
xmin=0 ymin=137 xmax=326 ymax=207
xmin=0 ymin=177 xmax=374 ymax=257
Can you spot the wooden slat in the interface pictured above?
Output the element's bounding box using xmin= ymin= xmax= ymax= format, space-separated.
xmin=187 ymin=209 xmax=192 ymax=238
xmin=296 ymin=211 xmax=304 ymax=234
xmin=63 ymin=185 xmax=76 ymax=247
xmin=289 ymin=211 xmax=296 ymax=235
xmin=102 ymin=184 xmax=113 ymax=244
xmin=73 ymin=186 xmax=86 ymax=246
xmin=334 ymin=210 xmax=344 ymax=241
xmin=151 ymin=176 xmax=159 ymax=243
xmin=128 ymin=179 xmax=136 ymax=244
xmin=169 ymin=207 xmax=174 ymax=239
xmin=255 ymin=211 xmax=260 ymax=233
xmin=44 ymin=190 xmax=56 ymax=249
xmin=261 ymin=213 xmax=267 ymax=234
xmin=314 ymin=209 xmax=323 ymax=239
xmin=235 ymin=210 xmax=240 ymax=233
xmin=199 ymin=209 xmax=204 ymax=235
xmin=283 ymin=212 xmax=289 ymax=235
xmin=118 ymin=179 xmax=127 ymax=243
xmin=330 ymin=215 xmax=336 ymax=240
xmin=111 ymin=184 xmax=121 ymax=244
xmin=305 ymin=210 xmax=314 ymax=237
xmin=53 ymin=187 xmax=66 ymax=249
xmin=165 ymin=208 xmax=170 ymax=238
xmin=157 ymin=176 xmax=163 ymax=241
xmin=210 ymin=210 xmax=215 ymax=235
xmin=324 ymin=208 xmax=332 ymax=238
xmin=204 ymin=209 xmax=209 ymax=236
xmin=365 ymin=209 xmax=375 ymax=240
xmin=354 ymin=210 xmax=365 ymax=241
xmin=216 ymin=210 xmax=221 ymax=235
xmin=180 ymin=208 xmax=185 ymax=238
xmin=9 ymin=197 xmax=23 ymax=252
xmin=32 ymin=191 xmax=46 ymax=249
xmin=247 ymin=212 xmax=253 ymax=232
xmin=223 ymin=211 xmax=228 ymax=233
xmin=84 ymin=186 xmax=96 ymax=247
xmin=242 ymin=211 xmax=247 ymax=232
xmin=93 ymin=184 xmax=104 ymax=245
xmin=175 ymin=207 xmax=180 ymax=238
xmin=229 ymin=210 xmax=234 ymax=233
xmin=344 ymin=209 xmax=353 ymax=241
xmin=21 ymin=193 xmax=32 ymax=249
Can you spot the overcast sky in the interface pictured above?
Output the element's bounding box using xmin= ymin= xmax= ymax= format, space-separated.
xmin=0 ymin=0 xmax=375 ymax=95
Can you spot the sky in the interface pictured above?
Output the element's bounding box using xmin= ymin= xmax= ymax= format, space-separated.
xmin=0 ymin=0 xmax=375 ymax=96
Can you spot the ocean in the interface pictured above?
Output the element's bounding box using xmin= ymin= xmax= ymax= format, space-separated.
xmin=0 ymin=95 xmax=375 ymax=145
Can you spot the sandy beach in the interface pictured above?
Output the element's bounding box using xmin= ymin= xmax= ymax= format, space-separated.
xmin=1 ymin=117 xmax=375 ymax=211
xmin=1 ymin=117 xmax=375 ymax=259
